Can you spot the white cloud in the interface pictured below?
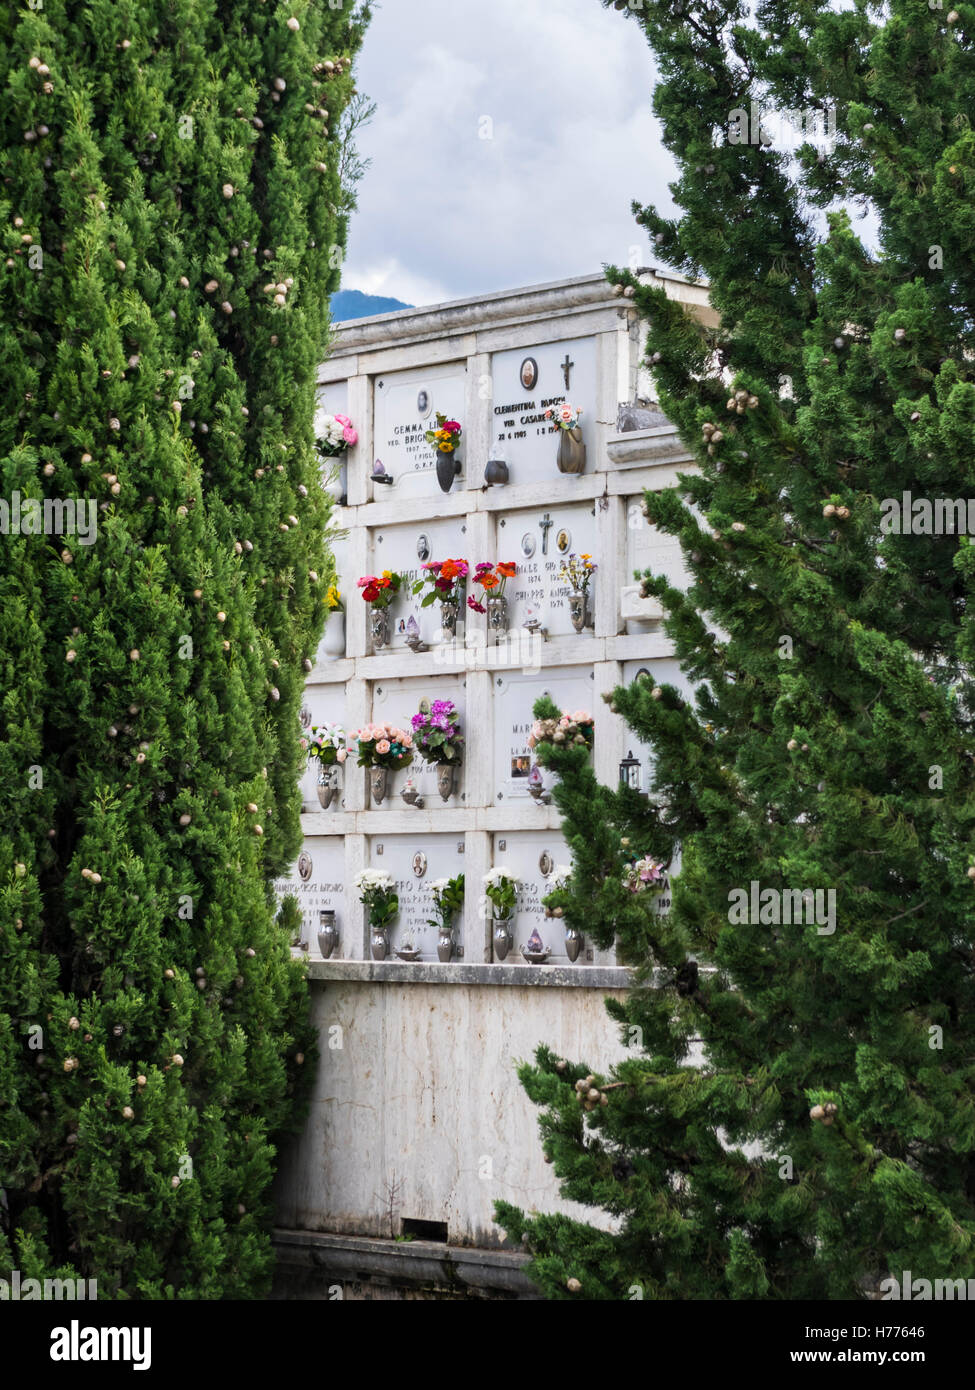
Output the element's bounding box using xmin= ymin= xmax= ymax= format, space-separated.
xmin=342 ymin=0 xmax=678 ymax=308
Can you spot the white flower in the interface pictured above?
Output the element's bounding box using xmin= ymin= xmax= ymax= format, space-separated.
xmin=428 ymin=877 xmax=450 ymax=891
xmin=551 ymin=863 xmax=574 ymax=885
xmin=483 ymin=867 xmax=519 ymax=886
xmin=355 ymin=868 xmax=393 ymax=891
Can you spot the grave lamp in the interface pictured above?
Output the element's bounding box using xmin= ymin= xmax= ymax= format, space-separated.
xmin=405 ymin=615 xmax=428 ymax=653
xmin=527 ymin=764 xmax=551 ymax=805
xmin=400 ymin=776 xmax=424 ymax=810
xmin=619 ymin=750 xmax=643 ymax=792
xmin=371 ymin=459 xmax=394 ymax=485
xmin=484 ymin=447 xmax=509 ymax=487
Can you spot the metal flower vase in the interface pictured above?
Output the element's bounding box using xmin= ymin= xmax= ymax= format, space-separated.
xmin=436 ymin=762 xmax=457 ymax=802
xmin=369 ymin=766 xmax=390 ymax=805
xmin=370 ymin=605 xmax=390 ymax=649
xmin=486 ymin=594 xmax=508 ymax=638
xmin=317 ymin=911 xmax=339 ymax=960
xmin=564 ymin=925 xmax=584 ymax=963
xmin=439 ymin=599 xmax=459 ymax=639
xmin=437 ymin=925 xmax=454 ymax=963
xmin=370 ymin=924 xmax=389 ymax=961
xmin=556 ymin=426 xmax=586 ymax=474
xmin=493 ymin=915 xmax=513 ymax=962
xmin=317 ymin=766 xmax=339 ymax=809
xmin=568 ymin=590 xmax=591 ymax=633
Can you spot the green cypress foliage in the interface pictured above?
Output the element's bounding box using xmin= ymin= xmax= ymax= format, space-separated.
xmin=0 ymin=0 xmax=367 ymax=1297
xmin=498 ymin=0 xmax=975 ymax=1299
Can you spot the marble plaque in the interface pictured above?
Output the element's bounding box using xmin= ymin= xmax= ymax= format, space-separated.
xmin=619 ymin=658 xmax=697 ymax=796
xmin=625 ymin=494 xmax=695 ymax=630
xmin=371 ymin=675 xmax=467 ymax=804
xmin=374 ymin=364 xmax=467 ymax=497
xmin=493 ymin=667 xmax=595 ymax=801
xmin=298 ymin=685 xmax=350 ymax=812
xmin=274 ymin=836 xmax=346 ymax=957
xmin=314 ymin=528 xmax=353 ymax=666
xmin=370 ymin=517 xmax=468 ymax=648
xmin=316 ymin=383 xmax=351 ymax=504
xmin=490 ymin=337 xmax=596 ymax=485
xmin=367 ymin=834 xmax=465 ymax=960
xmin=495 ymin=504 xmax=598 ymax=637
xmin=490 ymin=830 xmax=579 ymax=964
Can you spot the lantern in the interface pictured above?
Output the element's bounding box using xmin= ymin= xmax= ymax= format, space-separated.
xmin=619 ymin=750 xmax=642 ymax=791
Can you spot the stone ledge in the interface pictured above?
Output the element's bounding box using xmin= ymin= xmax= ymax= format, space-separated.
xmin=606 ymin=426 xmax=695 ymax=469
xmin=272 ymin=1229 xmax=541 ymax=1300
xmin=304 ymin=959 xmax=633 ymax=988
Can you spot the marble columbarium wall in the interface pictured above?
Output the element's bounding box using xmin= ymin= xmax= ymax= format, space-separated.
xmin=271 ymin=270 xmax=715 ymax=1300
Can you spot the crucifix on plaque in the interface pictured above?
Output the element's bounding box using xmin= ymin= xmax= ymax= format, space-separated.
xmin=539 ymin=512 xmax=554 ymax=555
xmin=561 ymin=353 xmax=574 ymax=390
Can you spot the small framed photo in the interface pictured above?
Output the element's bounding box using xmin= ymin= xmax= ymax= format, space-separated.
xmin=520 ymin=357 xmax=538 ymax=391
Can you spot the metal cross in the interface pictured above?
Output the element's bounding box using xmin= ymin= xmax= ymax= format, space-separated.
xmin=539 ymin=512 xmax=554 ymax=555
xmin=561 ymin=353 xmax=574 ymax=390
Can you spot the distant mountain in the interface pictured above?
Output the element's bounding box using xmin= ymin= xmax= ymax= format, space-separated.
xmin=330 ymin=289 xmax=414 ymax=321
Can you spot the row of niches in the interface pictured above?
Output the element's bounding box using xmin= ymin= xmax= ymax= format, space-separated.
xmin=318 ymin=335 xmax=602 ymax=501
xmin=299 ymin=668 xmax=598 ymax=812
xmin=318 ymin=501 xmax=691 ymax=655
xmin=275 ymin=830 xmax=672 ymax=967
xmin=297 ymin=660 xmax=698 ymax=813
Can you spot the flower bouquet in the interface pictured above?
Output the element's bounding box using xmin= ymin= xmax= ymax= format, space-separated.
xmin=622 ymin=856 xmax=666 ymax=896
xmin=357 ymin=570 xmax=403 ymax=608
xmin=468 ymin=561 xmax=517 ymax=636
xmin=559 ymin=553 xmax=597 ymax=631
xmin=425 ymin=413 xmax=462 ymax=455
xmin=483 ymin=866 xmax=519 ymax=961
xmin=527 ymin=708 xmax=595 ymax=752
xmin=357 ymin=570 xmax=404 ymax=649
xmin=545 ymin=402 xmax=583 ymax=431
xmin=307 ymin=722 xmax=347 ymax=767
xmin=412 ymin=558 xmax=468 ymax=638
xmin=353 ymin=721 xmax=413 ymax=805
xmin=427 ymin=874 xmax=465 ymax=962
xmin=305 ymin=721 xmax=347 ymax=808
xmin=411 ymin=699 xmax=464 ymax=799
xmin=326 ymin=584 xmax=344 ymax=612
xmin=541 ymin=863 xmax=585 ymax=961
xmin=317 ymin=412 xmax=358 ymax=457
xmin=546 ymin=402 xmax=586 ymax=473
xmin=356 ymin=867 xmax=399 ymax=960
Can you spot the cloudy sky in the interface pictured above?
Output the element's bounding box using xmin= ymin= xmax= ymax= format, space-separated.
xmin=342 ymin=0 xmax=677 ymax=309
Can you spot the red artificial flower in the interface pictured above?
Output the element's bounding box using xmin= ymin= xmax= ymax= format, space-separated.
xmin=443 ymin=420 xmax=461 ymax=434
xmin=497 ymin=562 xmax=517 ymax=578
xmin=467 ymin=596 xmax=486 ymax=613
xmin=362 ymin=583 xmax=381 ymax=602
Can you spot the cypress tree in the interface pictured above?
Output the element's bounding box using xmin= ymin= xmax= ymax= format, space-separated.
xmin=497 ymin=0 xmax=975 ymax=1299
xmin=0 ymin=0 xmax=367 ymax=1297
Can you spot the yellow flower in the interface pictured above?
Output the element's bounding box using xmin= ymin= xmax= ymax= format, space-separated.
xmin=326 ymin=585 xmax=341 ymax=607
xmin=381 ymin=569 xmax=393 ymax=581
xmin=439 ymin=442 xmax=454 ymax=452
